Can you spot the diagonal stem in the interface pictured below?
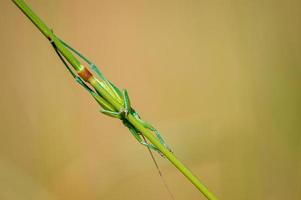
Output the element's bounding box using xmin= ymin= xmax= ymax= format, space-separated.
xmin=11 ymin=0 xmax=218 ymax=199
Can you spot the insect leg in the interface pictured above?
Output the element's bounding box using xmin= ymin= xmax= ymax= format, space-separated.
xmin=123 ymin=120 xmax=163 ymax=155
xmin=122 ymin=89 xmax=131 ymax=114
xmin=100 ymin=109 xmax=122 ymax=119
xmin=132 ymin=112 xmax=173 ymax=152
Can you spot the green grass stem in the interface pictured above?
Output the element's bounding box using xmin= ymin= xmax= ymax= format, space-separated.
xmin=11 ymin=0 xmax=218 ymax=199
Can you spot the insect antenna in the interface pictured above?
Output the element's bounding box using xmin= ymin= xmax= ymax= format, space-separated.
xmin=141 ymin=135 xmax=175 ymax=200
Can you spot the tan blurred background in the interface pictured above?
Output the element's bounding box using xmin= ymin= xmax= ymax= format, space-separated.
xmin=0 ymin=0 xmax=300 ymax=199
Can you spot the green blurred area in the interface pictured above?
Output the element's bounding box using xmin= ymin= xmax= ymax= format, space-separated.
xmin=0 ymin=0 xmax=300 ymax=199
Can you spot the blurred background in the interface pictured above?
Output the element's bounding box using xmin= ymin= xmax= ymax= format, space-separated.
xmin=0 ymin=0 xmax=300 ymax=199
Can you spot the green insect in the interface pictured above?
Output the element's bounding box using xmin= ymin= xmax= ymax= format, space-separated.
xmin=50 ymin=36 xmax=172 ymax=156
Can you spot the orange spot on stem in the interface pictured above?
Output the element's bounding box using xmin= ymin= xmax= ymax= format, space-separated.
xmin=78 ymin=67 xmax=93 ymax=82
